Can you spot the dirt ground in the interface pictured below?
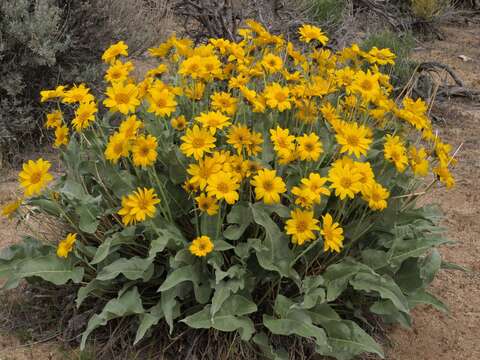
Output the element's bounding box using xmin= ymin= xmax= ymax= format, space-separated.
xmin=0 ymin=23 xmax=479 ymax=360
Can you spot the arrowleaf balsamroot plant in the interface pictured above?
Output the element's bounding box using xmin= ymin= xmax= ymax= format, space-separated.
xmin=0 ymin=21 xmax=458 ymax=359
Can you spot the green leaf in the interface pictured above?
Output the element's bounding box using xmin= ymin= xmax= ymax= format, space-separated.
xmin=161 ymin=288 xmax=180 ymax=333
xmin=252 ymin=332 xmax=289 ymax=360
xmin=0 ymin=241 xmax=84 ymax=289
xmin=91 ymin=228 xmax=136 ymax=265
xmin=27 ymin=198 xmax=62 ymax=217
xmin=76 ymin=279 xmax=109 ymax=308
xmin=182 ymin=295 xmax=257 ymax=340
xmin=370 ymin=300 xmax=411 ymax=328
xmin=315 ymin=319 xmax=384 ymax=360
xmin=420 ymin=249 xmax=441 ymax=286
xmin=97 ymin=257 xmax=153 ymax=281
xmin=263 ymin=315 xmax=329 ymax=349
xmin=61 ymin=179 xmax=86 ymax=200
xmin=134 ymin=302 xmax=164 ymax=344
xmin=224 ymin=203 xmax=252 ymax=240
xmin=183 ymin=306 xmax=255 ymax=340
xmin=77 ymin=202 xmax=101 ymax=234
xmin=407 ymin=290 xmax=448 ymax=313
xmin=387 ymin=235 xmax=449 ymax=268
xmin=210 ymin=280 xmax=244 ymax=317
xmin=80 ymin=287 xmax=144 ymax=349
xmin=323 ymin=259 xmax=373 ymax=301
xmin=250 ymin=203 xmax=298 ymax=282
xmin=158 ymin=265 xmax=198 ymax=292
xmin=350 ymin=272 xmax=409 ymax=313
xmin=213 ymin=239 xmax=234 ymax=251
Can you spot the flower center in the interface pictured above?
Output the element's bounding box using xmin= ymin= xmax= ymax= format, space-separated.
xmin=115 ymin=92 xmax=130 ymax=105
xmin=114 ymin=142 xmax=124 ymax=154
xmin=340 ymin=177 xmax=352 ymax=188
xmin=30 ymin=171 xmax=42 ymax=184
xmin=274 ymin=91 xmax=287 ymax=102
xmin=155 ymin=98 xmax=167 ymax=107
xmin=262 ymin=180 xmax=274 ymax=192
xmin=346 ymin=135 xmax=359 ymax=147
xmin=140 ymin=146 xmax=150 ymax=157
xmin=304 ymin=142 xmax=315 ymax=151
xmin=192 ymin=137 xmax=205 ymax=148
xmin=296 ymin=220 xmax=308 ymax=233
xmin=360 ymin=79 xmax=373 ymax=91
xmin=216 ymin=182 xmax=229 ymax=193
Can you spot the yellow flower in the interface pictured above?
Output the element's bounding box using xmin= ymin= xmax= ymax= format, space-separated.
xmin=72 ymin=102 xmax=97 ymax=132
xmin=189 ymin=235 xmax=214 ymax=257
xmin=270 ymin=126 xmax=295 ymax=158
xmin=103 ymin=83 xmax=140 ymax=114
xmin=245 ymin=160 xmax=262 ymax=177
xmin=187 ymin=156 xmax=222 ymax=190
xmin=118 ymin=188 xmax=160 ymax=225
xmin=211 ymin=92 xmax=238 ymax=115
xmin=433 ymin=165 xmax=455 ymax=189
xmin=251 ymin=169 xmax=286 ymax=204
xmin=185 ymin=81 xmax=206 ymax=100
xmin=195 ymin=193 xmax=219 ymax=216
xmin=119 ymin=115 xmax=143 ymax=139
xmin=18 ymin=158 xmax=53 ymax=197
xmin=261 ymin=53 xmax=283 ymax=73
xmin=227 ymin=125 xmax=251 ymax=154
xmin=384 ymin=135 xmax=408 ymax=172
xmin=285 ymin=209 xmax=320 ymax=245
xmin=328 ymin=159 xmax=363 ymax=200
xmin=291 ymin=185 xmax=316 ymax=209
xmin=365 ymin=47 xmax=396 ymax=66
xmin=301 ymin=173 xmax=330 ymax=203
xmin=40 ymin=85 xmax=65 ymax=102
xmin=45 ymin=111 xmax=63 ymax=129
xmin=409 ymin=146 xmax=429 ymax=176
xmin=102 ymin=41 xmax=128 ymax=64
xmin=296 ymin=133 xmax=323 ymax=161
xmin=171 ymin=115 xmax=187 ymax=131
xmin=62 ymin=84 xmax=94 ymax=104
xmin=132 ymin=135 xmax=158 ymax=167
xmin=362 ymin=182 xmax=389 ymax=211
xmin=183 ymin=179 xmax=199 ymax=194
xmin=57 ymin=233 xmax=77 ymax=258
xmin=54 ymin=125 xmax=69 ymax=148
xmin=354 ymin=161 xmax=375 ymax=188
xmin=179 ymin=55 xmax=205 ymax=79
xmin=147 ymin=88 xmax=177 ymax=117
xmin=298 ymin=24 xmax=329 ymax=45
xmin=1 ymin=198 xmax=22 ymax=219
xmin=180 ymin=125 xmax=216 ymax=160
xmin=321 ymin=213 xmax=344 ymax=253
xmin=348 ymin=70 xmax=381 ymax=103
xmin=105 ymin=132 xmax=130 ymax=163
xmin=335 ymin=122 xmax=372 ymax=158
xmin=206 ymin=171 xmax=240 ymax=205
xmin=104 ymin=60 xmax=134 ymax=83
xmin=264 ymin=83 xmax=291 ymax=112
xmin=195 ymin=111 xmax=231 ymax=134
xmin=200 ymin=55 xmax=223 ymax=80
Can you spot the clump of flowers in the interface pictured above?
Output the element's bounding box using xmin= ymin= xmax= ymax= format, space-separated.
xmin=0 ymin=22 xmax=457 ymax=359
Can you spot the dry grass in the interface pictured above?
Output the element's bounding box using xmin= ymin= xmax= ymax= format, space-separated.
xmin=94 ymin=0 xmax=174 ymax=55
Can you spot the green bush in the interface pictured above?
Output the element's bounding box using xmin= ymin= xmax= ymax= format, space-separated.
xmin=305 ymin=0 xmax=347 ymax=30
xmin=361 ymin=31 xmax=417 ymax=89
xmin=0 ymin=0 xmax=171 ymax=161
xmin=1 ymin=20 xmax=458 ymax=359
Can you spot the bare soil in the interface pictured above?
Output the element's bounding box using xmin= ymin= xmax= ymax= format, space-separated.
xmin=0 ymin=22 xmax=479 ymax=360
xmin=383 ymin=22 xmax=480 ymax=360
